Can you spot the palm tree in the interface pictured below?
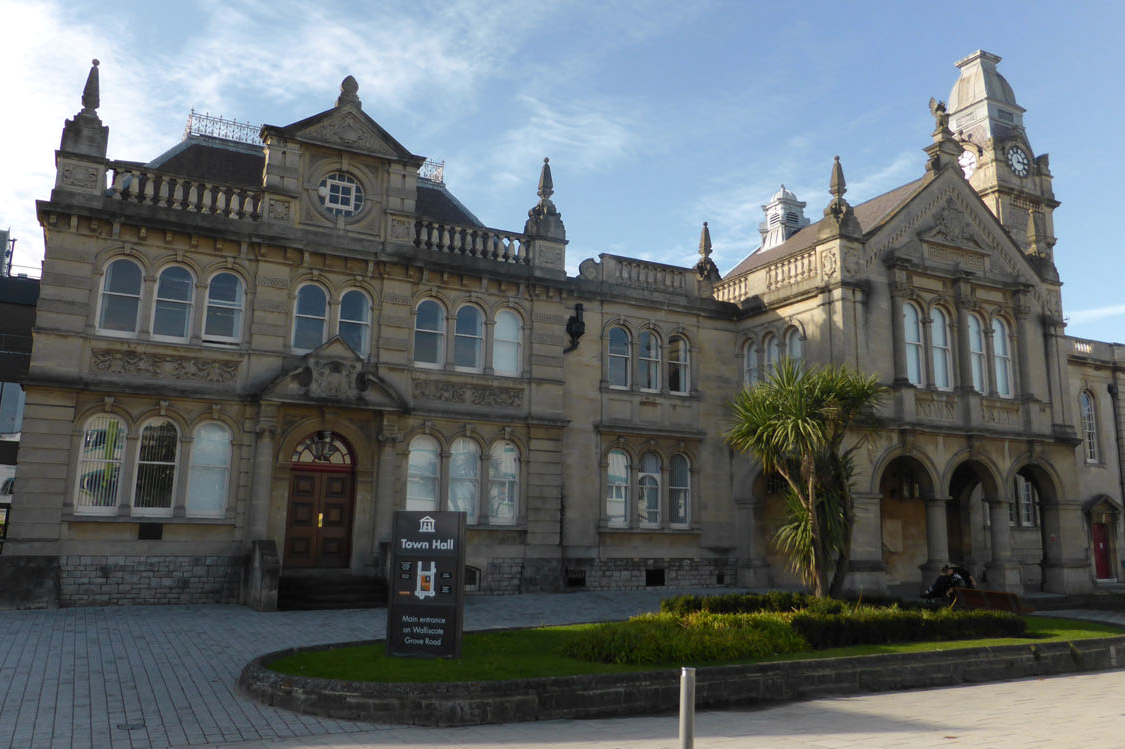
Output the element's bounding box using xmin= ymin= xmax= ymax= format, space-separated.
xmin=726 ymin=359 xmax=884 ymax=597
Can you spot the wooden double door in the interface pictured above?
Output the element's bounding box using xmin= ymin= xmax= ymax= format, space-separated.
xmin=284 ymin=469 xmax=354 ymax=568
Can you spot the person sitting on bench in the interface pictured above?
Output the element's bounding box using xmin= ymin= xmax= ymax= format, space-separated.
xmin=922 ymin=564 xmax=963 ymax=599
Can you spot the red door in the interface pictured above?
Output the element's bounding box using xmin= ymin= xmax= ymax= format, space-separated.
xmin=1092 ymin=523 xmax=1111 ymax=580
xmin=284 ymin=469 xmax=354 ymax=568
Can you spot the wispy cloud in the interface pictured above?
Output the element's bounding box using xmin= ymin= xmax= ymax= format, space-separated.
xmin=1069 ymin=303 xmax=1125 ymax=323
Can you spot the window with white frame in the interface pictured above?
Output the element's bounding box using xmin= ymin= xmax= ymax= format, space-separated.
xmin=414 ymin=300 xmax=445 ymax=366
xmin=967 ymin=313 xmax=986 ymax=392
xmin=606 ymin=449 xmax=629 ymax=526
xmin=292 ymin=285 xmax=327 ymax=351
xmin=608 ymin=327 xmax=630 ymax=388
xmin=318 ymin=172 xmax=365 ymax=217
xmin=1080 ymin=391 xmax=1098 ymax=462
xmin=639 ymin=452 xmax=661 ymax=526
xmin=785 ymin=328 xmax=803 ymax=362
xmin=98 ymin=258 xmax=143 ymax=334
xmin=1014 ymin=473 xmax=1038 ymax=527
xmin=75 ymin=415 xmax=126 ymax=513
xmin=764 ymin=334 xmax=779 ymax=373
xmin=487 ymin=440 xmax=519 ymax=524
xmin=203 ymin=273 xmax=243 ymax=343
xmin=903 ymin=302 xmax=924 ymax=386
xmin=639 ymin=331 xmax=660 ymax=391
xmin=448 ymin=437 xmax=480 ymax=522
xmin=406 ymin=435 xmax=440 ymax=511
xmin=0 ymin=383 xmax=25 ymax=435
xmin=132 ymin=419 xmax=178 ymax=515
xmin=493 ymin=310 xmax=522 ymax=375
xmin=186 ymin=423 xmax=232 ymax=517
xmin=338 ymin=289 xmax=371 ymax=357
xmin=670 ymin=454 xmax=690 ymax=525
xmin=992 ymin=317 xmax=1013 ymax=397
xmin=668 ymin=335 xmax=689 ymax=394
xmin=931 ymin=307 xmax=952 ymax=390
xmin=454 ymin=306 xmax=484 ymax=370
xmin=151 ymin=266 xmax=194 ymax=340
xmin=744 ymin=340 xmax=759 ymax=387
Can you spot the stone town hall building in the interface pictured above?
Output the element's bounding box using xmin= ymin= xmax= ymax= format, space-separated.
xmin=5 ymin=50 xmax=1124 ymax=608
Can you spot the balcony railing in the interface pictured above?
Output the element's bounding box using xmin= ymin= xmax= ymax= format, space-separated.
xmin=183 ymin=110 xmax=263 ymax=146
xmin=414 ymin=220 xmax=529 ymax=264
xmin=107 ymin=163 xmax=264 ymax=221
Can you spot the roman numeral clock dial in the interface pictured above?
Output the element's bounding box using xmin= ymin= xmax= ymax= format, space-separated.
xmin=1006 ymin=145 xmax=1030 ymax=177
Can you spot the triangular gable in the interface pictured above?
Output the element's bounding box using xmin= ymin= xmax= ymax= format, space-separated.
xmin=262 ymin=105 xmax=424 ymax=165
xmin=259 ymin=337 xmax=408 ymax=410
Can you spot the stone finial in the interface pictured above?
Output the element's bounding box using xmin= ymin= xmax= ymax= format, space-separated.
xmin=336 ymin=75 xmax=361 ymax=108
xmin=81 ymin=59 xmax=100 ymax=114
xmin=538 ymin=157 xmax=554 ymax=201
xmin=820 ymin=156 xmax=861 ymax=240
xmin=694 ymin=222 xmax=720 ymax=282
xmin=525 ymin=157 xmax=565 ymax=240
xmin=925 ymin=98 xmax=964 ymax=174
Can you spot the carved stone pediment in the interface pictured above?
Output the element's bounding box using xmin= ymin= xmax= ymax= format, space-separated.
xmin=298 ymin=111 xmax=397 ymax=157
xmin=918 ymin=197 xmax=988 ymax=252
xmin=260 ymin=337 xmax=406 ymax=410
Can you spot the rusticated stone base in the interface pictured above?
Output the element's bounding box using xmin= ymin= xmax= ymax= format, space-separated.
xmin=59 ymin=554 xmax=242 ymax=606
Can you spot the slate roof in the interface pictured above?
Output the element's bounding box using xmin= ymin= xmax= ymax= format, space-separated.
xmin=146 ymin=136 xmax=265 ymax=188
xmin=416 ymin=180 xmax=484 ymax=227
xmin=723 ymin=178 xmax=926 ymax=279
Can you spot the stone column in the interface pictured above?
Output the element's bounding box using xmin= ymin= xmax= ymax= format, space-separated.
xmin=248 ymin=407 xmax=277 ymax=541
xmin=983 ymin=324 xmax=998 ymax=397
xmin=985 ymin=496 xmax=1023 ymax=591
xmin=922 ymin=496 xmax=950 ymax=580
xmin=734 ymin=496 xmax=770 ymax=588
xmin=921 ymin=313 xmax=935 ymax=388
xmin=848 ymin=491 xmax=888 ymax=595
xmin=889 ymin=283 xmax=909 ymax=385
xmin=1013 ymin=297 xmax=1032 ymax=398
xmin=954 ymin=288 xmax=974 ymax=392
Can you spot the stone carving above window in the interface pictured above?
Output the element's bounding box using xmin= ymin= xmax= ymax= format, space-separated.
xmin=302 ymin=113 xmax=394 ymax=156
xmin=413 ymin=378 xmax=524 ymax=408
xmin=915 ymin=391 xmax=956 ymax=420
xmin=90 ymin=349 xmax=240 ymax=382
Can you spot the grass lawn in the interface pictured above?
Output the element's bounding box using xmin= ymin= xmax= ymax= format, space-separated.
xmin=266 ymin=615 xmax=1122 ymax=683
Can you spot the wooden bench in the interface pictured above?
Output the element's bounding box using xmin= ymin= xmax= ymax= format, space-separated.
xmin=951 ymin=587 xmax=1033 ymax=614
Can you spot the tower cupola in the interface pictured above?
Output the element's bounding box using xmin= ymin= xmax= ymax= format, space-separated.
xmin=947 ymin=50 xmax=1025 ymax=146
xmin=757 ymin=184 xmax=809 ymax=251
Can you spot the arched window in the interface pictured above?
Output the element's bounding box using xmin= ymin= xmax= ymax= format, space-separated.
xmin=133 ymin=419 xmax=179 ymax=515
xmin=449 ymin=437 xmax=480 ymax=521
xmin=152 ymin=266 xmax=194 ymax=340
xmin=488 ymin=440 xmax=519 ymax=525
xmin=903 ymin=303 xmax=923 ymax=386
xmin=1080 ymin=391 xmax=1099 ymax=462
xmin=744 ymin=340 xmax=759 ymax=387
xmin=931 ymin=307 xmax=951 ymax=390
xmin=75 ymin=414 xmax=126 ymax=513
xmin=670 ymin=454 xmax=690 ymax=525
xmin=414 ymin=300 xmax=445 ymax=366
xmin=763 ymin=334 xmax=779 ymax=373
xmin=668 ymin=335 xmax=689 ymax=394
xmin=992 ymin=317 xmax=1013 ymax=397
xmin=406 ymin=435 xmax=440 ymax=511
xmin=1014 ymin=473 xmax=1039 ymax=527
xmin=639 ymin=331 xmax=660 ymax=391
xmin=203 ymin=273 xmax=243 ymax=343
xmin=606 ymin=449 xmax=629 ymax=526
xmin=639 ymin=452 xmax=661 ymax=526
xmin=785 ymin=328 xmax=803 ymax=362
xmin=493 ymin=310 xmax=522 ymax=375
xmin=967 ymin=314 xmax=986 ymax=392
xmin=338 ymin=289 xmax=371 ymax=357
xmin=292 ymin=285 xmax=327 ymax=351
xmin=98 ymin=258 xmax=143 ymax=334
xmin=186 ymin=423 xmax=232 ymax=517
xmin=454 ymin=306 xmax=484 ymax=370
xmin=608 ymin=327 xmax=630 ymax=388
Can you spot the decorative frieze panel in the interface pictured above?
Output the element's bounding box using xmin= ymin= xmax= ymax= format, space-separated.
xmin=925 ymin=244 xmax=987 ymax=271
xmin=384 ymin=293 xmax=412 ymax=305
xmin=533 ymin=312 xmax=565 ymax=325
xmin=60 ymin=164 xmax=100 ymax=190
xmin=915 ymin=391 xmax=957 ymax=421
xmin=389 ymin=218 xmax=413 ymax=240
xmin=413 ymin=379 xmax=524 ymax=409
xmin=91 ymin=349 xmax=240 ymax=383
xmin=258 ymin=276 xmax=289 ymax=289
xmin=981 ymin=399 xmax=1021 ymax=426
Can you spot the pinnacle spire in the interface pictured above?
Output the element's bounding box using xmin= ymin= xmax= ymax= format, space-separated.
xmin=698 ymin=221 xmax=712 ymax=257
xmin=81 ymin=59 xmax=100 ymax=115
xmin=820 ymin=156 xmax=861 ymax=240
xmin=694 ymin=221 xmax=720 ymax=282
xmin=829 ymin=155 xmax=846 ymax=199
xmin=524 ymin=157 xmax=565 ymax=241
xmin=537 ymin=157 xmax=554 ymax=201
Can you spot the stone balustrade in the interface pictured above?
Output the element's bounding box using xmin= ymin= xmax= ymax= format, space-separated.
xmin=107 ymin=163 xmax=263 ymax=220
xmin=765 ymin=248 xmax=818 ymax=291
xmin=605 ymin=256 xmax=690 ymax=292
xmin=413 ymin=220 xmax=529 ymax=265
xmin=714 ymin=275 xmax=749 ymax=303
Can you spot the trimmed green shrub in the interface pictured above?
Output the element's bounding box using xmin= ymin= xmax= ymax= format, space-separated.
xmin=790 ymin=607 xmax=1026 ymax=649
xmin=563 ymin=611 xmax=811 ymax=665
xmin=660 ymin=592 xmax=845 ymax=615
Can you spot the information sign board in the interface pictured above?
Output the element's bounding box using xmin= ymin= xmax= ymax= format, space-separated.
xmin=386 ymin=510 xmax=466 ymax=658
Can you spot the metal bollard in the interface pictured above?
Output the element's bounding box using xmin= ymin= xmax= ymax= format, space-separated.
xmin=679 ymin=666 xmax=696 ymax=749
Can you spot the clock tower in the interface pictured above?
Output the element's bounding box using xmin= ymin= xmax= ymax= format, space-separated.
xmin=947 ymin=50 xmax=1059 ymax=272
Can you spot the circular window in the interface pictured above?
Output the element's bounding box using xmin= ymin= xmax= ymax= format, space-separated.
xmin=317 ymin=172 xmax=365 ymax=216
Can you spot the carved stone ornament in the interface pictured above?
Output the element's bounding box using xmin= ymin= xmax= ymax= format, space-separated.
xmin=303 ymin=113 xmax=393 ymax=156
xmin=842 ymin=246 xmax=859 ymax=275
xmin=413 ymin=379 xmax=524 ymax=408
xmin=821 ymin=249 xmax=838 ymax=277
xmin=579 ymin=258 xmax=599 ymax=280
xmin=389 ymin=218 xmax=412 ymax=240
xmin=91 ymin=349 xmax=240 ymax=383
xmin=61 ymin=164 xmax=98 ymax=189
xmin=931 ymin=198 xmax=970 ymax=245
xmin=309 ymin=360 xmax=360 ymax=400
xmin=915 ymin=391 xmax=956 ymax=420
xmin=268 ymin=199 xmax=291 ymax=221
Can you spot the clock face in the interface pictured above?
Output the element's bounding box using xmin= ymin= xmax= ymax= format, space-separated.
xmin=1006 ymin=146 xmax=1030 ymax=177
xmin=958 ymin=150 xmax=978 ymax=179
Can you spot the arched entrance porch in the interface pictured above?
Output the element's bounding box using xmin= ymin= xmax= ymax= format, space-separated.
xmin=283 ymin=431 xmax=356 ymax=569
xmin=878 ymin=455 xmax=935 ymax=588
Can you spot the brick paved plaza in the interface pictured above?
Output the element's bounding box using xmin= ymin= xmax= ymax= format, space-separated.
xmin=1 ymin=592 xmax=1123 ymax=748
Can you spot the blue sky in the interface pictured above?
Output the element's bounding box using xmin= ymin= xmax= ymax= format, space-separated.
xmin=3 ymin=0 xmax=1124 ymax=342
